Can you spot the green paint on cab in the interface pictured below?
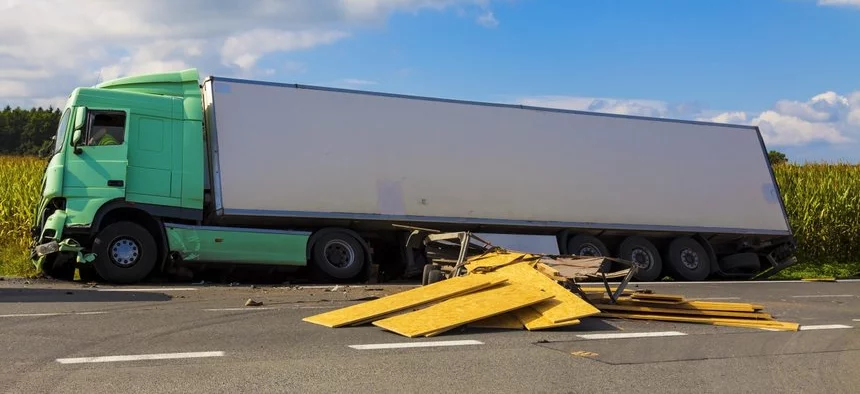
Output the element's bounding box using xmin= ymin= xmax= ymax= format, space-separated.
xmin=164 ymin=225 xmax=310 ymax=266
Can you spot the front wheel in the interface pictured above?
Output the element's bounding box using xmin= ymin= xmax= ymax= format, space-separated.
xmin=310 ymin=231 xmax=366 ymax=281
xmin=91 ymin=221 xmax=158 ymax=284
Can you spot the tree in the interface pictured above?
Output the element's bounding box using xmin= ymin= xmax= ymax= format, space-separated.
xmin=768 ymin=150 xmax=788 ymax=166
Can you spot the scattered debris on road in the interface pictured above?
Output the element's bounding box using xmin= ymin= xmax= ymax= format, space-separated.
xmin=245 ymin=298 xmax=264 ymax=307
xmin=303 ymin=244 xmax=799 ymax=337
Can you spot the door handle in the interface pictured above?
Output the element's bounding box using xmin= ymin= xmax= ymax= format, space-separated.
xmin=107 ymin=180 xmax=124 ymax=187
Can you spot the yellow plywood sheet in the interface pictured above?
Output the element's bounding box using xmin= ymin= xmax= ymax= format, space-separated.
xmin=607 ymin=299 xmax=764 ymax=313
xmin=598 ymin=312 xmax=799 ymax=331
xmin=372 ymin=281 xmax=554 ymax=338
xmin=469 ymin=313 xmax=524 ymax=330
xmin=302 ymin=274 xmax=507 ymax=328
xmin=492 ymin=262 xmax=601 ymax=323
xmin=511 ymin=306 xmax=582 ymax=331
xmin=630 ymin=293 xmax=686 ymax=303
xmin=465 ymin=251 xmax=538 ymax=272
xmin=596 ymin=304 xmax=774 ymax=320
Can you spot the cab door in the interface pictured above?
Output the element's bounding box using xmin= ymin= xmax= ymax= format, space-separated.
xmin=63 ymin=108 xmax=129 ymax=205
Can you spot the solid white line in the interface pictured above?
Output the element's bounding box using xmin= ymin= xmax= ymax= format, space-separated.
xmin=694 ymin=297 xmax=741 ymax=300
xmin=96 ymin=287 xmax=198 ymax=292
xmin=577 ymin=331 xmax=687 ymax=340
xmin=853 ymin=319 xmax=860 ymax=322
xmin=0 ymin=311 xmax=108 ymax=318
xmin=348 ymin=340 xmax=484 ymax=350
xmin=204 ymin=307 xmax=276 ymax=311
xmin=56 ymin=351 xmax=225 ymax=364
xmin=799 ymin=324 xmax=853 ymax=331
xmin=791 ymin=294 xmax=856 ymax=298
xmin=0 ymin=313 xmax=62 ymax=318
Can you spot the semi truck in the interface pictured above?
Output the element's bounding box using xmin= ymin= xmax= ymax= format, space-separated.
xmin=29 ymin=68 xmax=797 ymax=284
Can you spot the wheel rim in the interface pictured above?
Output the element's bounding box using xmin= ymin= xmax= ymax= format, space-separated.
xmin=680 ymin=248 xmax=699 ymax=270
xmin=324 ymin=239 xmax=356 ymax=268
xmin=631 ymin=248 xmax=653 ymax=271
xmin=110 ymin=237 xmax=140 ymax=268
xmin=577 ymin=243 xmax=602 ymax=256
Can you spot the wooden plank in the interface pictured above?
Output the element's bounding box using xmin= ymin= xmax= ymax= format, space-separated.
xmin=596 ymin=304 xmax=774 ymax=320
xmin=372 ymin=282 xmax=554 ymax=338
xmin=469 ymin=312 xmax=525 ymax=330
xmin=511 ymin=306 xmax=582 ymax=330
xmin=302 ymin=274 xmax=507 ymax=328
xmin=490 ymin=262 xmax=601 ymax=324
xmin=598 ymin=312 xmax=799 ymax=331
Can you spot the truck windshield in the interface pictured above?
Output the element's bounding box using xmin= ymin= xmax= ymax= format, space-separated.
xmin=54 ymin=108 xmax=70 ymax=153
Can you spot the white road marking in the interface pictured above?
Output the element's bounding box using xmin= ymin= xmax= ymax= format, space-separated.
xmin=204 ymin=307 xmax=277 ymax=311
xmin=853 ymin=319 xmax=860 ymax=322
xmin=693 ymin=297 xmax=741 ymax=300
xmin=790 ymin=294 xmax=856 ymax=298
xmin=56 ymin=351 xmax=225 ymax=364
xmin=349 ymin=340 xmax=484 ymax=350
xmin=0 ymin=311 xmax=108 ymax=318
xmin=96 ymin=287 xmax=198 ymax=292
xmin=577 ymin=331 xmax=687 ymax=340
xmin=799 ymin=324 xmax=853 ymax=331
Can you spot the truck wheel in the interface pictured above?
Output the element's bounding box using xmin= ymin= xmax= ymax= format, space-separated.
xmin=719 ymin=252 xmax=761 ymax=273
xmin=567 ymin=235 xmax=609 ymax=257
xmin=664 ymin=236 xmax=710 ymax=281
xmin=91 ymin=221 xmax=158 ymax=284
xmin=310 ymin=231 xmax=366 ymax=280
xmin=617 ymin=236 xmax=662 ymax=281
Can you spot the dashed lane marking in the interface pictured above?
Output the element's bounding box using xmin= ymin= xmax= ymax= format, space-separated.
xmin=56 ymin=351 xmax=225 ymax=364
xmin=799 ymin=324 xmax=853 ymax=331
xmin=693 ymin=297 xmax=741 ymax=300
xmin=577 ymin=331 xmax=687 ymax=340
xmin=348 ymin=340 xmax=484 ymax=350
xmin=790 ymin=294 xmax=856 ymax=298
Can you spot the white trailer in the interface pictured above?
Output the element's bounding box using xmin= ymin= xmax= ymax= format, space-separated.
xmin=200 ymin=76 xmax=796 ymax=282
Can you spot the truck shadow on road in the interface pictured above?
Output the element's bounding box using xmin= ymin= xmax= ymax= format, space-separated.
xmin=0 ymin=288 xmax=172 ymax=303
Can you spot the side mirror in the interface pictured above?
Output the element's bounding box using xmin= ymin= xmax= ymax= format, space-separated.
xmin=74 ymin=106 xmax=87 ymax=131
xmin=72 ymin=129 xmax=82 ymax=154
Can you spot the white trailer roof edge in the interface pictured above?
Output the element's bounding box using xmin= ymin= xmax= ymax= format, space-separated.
xmin=202 ymin=75 xmax=761 ymax=132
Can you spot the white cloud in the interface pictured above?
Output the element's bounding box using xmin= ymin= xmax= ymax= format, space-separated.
xmin=477 ymin=11 xmax=499 ymax=27
xmin=0 ymin=0 xmax=498 ymax=108
xmin=341 ymin=79 xmax=379 ymax=86
xmin=516 ymin=90 xmax=860 ymax=147
xmin=817 ymin=0 xmax=860 ymax=8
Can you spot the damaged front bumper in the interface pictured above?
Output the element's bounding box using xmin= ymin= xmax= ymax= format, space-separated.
xmin=30 ymin=209 xmax=95 ymax=270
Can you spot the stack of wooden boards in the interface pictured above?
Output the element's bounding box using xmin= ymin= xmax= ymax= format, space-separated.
xmin=302 ymin=250 xmax=799 ymax=337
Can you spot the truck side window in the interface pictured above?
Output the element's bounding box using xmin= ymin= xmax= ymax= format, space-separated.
xmin=82 ymin=111 xmax=126 ymax=147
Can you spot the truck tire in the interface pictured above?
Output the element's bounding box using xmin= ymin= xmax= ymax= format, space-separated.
xmin=663 ymin=236 xmax=711 ymax=281
xmin=310 ymin=231 xmax=366 ymax=280
xmin=719 ymin=252 xmax=761 ymax=273
xmin=617 ymin=236 xmax=662 ymax=282
xmin=91 ymin=221 xmax=158 ymax=284
xmin=567 ymin=235 xmax=609 ymax=257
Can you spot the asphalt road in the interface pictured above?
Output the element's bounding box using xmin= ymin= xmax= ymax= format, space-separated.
xmin=1 ymin=278 xmax=858 ymax=393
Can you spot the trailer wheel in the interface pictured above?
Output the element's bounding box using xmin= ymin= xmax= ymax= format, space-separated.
xmin=617 ymin=236 xmax=662 ymax=281
xmin=427 ymin=268 xmax=445 ymax=285
xmin=664 ymin=236 xmax=711 ymax=281
xmin=310 ymin=231 xmax=366 ymax=280
xmin=91 ymin=221 xmax=158 ymax=284
xmin=566 ymin=235 xmax=609 ymax=257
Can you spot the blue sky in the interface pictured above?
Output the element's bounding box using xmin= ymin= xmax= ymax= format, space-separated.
xmin=2 ymin=0 xmax=859 ymax=162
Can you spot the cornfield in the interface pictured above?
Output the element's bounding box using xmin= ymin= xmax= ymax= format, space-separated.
xmin=0 ymin=155 xmax=45 ymax=275
xmin=0 ymin=155 xmax=858 ymax=277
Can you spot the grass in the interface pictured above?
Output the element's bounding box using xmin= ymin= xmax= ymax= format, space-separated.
xmin=0 ymin=155 xmax=858 ymax=280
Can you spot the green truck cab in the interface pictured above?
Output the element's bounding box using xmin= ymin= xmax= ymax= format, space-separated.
xmin=30 ymin=69 xmax=359 ymax=284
